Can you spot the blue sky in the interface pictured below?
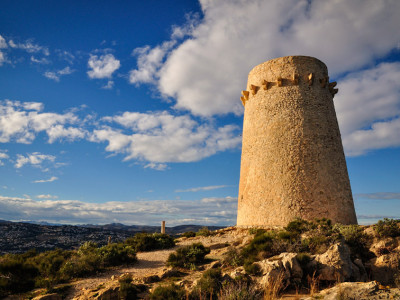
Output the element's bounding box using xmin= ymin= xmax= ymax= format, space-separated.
xmin=0 ymin=0 xmax=399 ymax=226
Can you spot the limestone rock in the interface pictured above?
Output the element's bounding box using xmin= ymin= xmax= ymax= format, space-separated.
xmin=158 ymin=267 xmax=187 ymax=279
xmin=314 ymin=242 xmax=355 ymax=282
xmin=32 ymin=294 xmax=62 ymax=300
xmin=369 ymin=237 xmax=398 ymax=256
xmin=368 ymin=252 xmax=400 ymax=285
xmin=256 ymin=257 xmax=290 ymax=288
xmin=278 ymin=252 xmax=303 ymax=284
xmin=230 ymin=266 xmax=246 ymax=278
xmin=301 ymin=281 xmax=400 ymax=300
xmin=354 ymin=258 xmax=368 ymax=282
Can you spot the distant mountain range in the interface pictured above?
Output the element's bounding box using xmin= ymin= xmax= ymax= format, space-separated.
xmin=0 ymin=220 xmax=224 ymax=254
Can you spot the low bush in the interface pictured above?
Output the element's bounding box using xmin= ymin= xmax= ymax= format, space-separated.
xmin=244 ymin=261 xmax=261 ymax=276
xmin=219 ymin=277 xmax=262 ymax=300
xmin=150 ymin=283 xmax=186 ymax=300
xmin=181 ymin=231 xmax=196 ymax=238
xmin=196 ymin=227 xmax=214 ymax=237
xmin=374 ymin=218 xmax=400 ymax=238
xmin=166 ymin=243 xmax=210 ymax=269
xmin=333 ymin=224 xmax=372 ymax=260
xmin=99 ymin=243 xmax=137 ymax=267
xmin=190 ymin=268 xmax=223 ymax=300
xmin=118 ymin=274 xmax=140 ymax=300
xmin=0 ymin=258 xmax=38 ymax=294
xmin=223 ymin=247 xmax=244 ymax=267
xmin=125 ymin=233 xmax=175 ymax=252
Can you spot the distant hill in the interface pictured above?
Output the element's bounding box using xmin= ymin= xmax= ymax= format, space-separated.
xmin=0 ymin=220 xmax=224 ymax=254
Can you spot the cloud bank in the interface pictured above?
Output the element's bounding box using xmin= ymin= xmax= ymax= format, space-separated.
xmin=0 ymin=195 xmax=237 ymax=226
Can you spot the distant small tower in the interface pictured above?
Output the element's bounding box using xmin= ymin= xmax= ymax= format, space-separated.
xmin=237 ymin=56 xmax=357 ymax=226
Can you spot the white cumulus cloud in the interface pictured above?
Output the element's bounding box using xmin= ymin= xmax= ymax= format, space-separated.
xmin=87 ymin=54 xmax=120 ymax=79
xmin=91 ymin=111 xmax=241 ymax=167
xmin=15 ymin=152 xmax=56 ymax=169
xmin=127 ymin=0 xmax=400 ymax=117
xmin=335 ymin=62 xmax=400 ymax=156
xmin=0 ymin=100 xmax=84 ymax=144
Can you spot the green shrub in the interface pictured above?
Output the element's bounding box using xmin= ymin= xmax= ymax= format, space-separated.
xmin=191 ymin=268 xmax=223 ymax=300
xmin=99 ymin=243 xmax=137 ymax=267
xmin=333 ymin=224 xmax=372 ymax=259
xmin=0 ymin=258 xmax=39 ymax=294
xmin=223 ymin=247 xmax=244 ymax=267
xmin=181 ymin=231 xmax=196 ymax=238
xmin=285 ymin=218 xmax=310 ymax=235
xmin=119 ymin=274 xmax=140 ymax=300
xmin=248 ymin=228 xmax=266 ymax=235
xmin=196 ymin=227 xmax=214 ymax=237
xmin=125 ymin=233 xmax=175 ymax=252
xmin=244 ymin=262 xmax=261 ymax=276
xmin=167 ymin=243 xmax=210 ymax=269
xmin=219 ymin=277 xmax=262 ymax=300
xmin=150 ymin=283 xmax=186 ymax=300
xmin=374 ymin=218 xmax=400 ymax=238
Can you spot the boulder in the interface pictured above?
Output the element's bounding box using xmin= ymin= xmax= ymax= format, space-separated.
xmin=369 ymin=237 xmax=398 ymax=256
xmin=368 ymin=252 xmax=400 ymax=285
xmin=278 ymin=252 xmax=303 ymax=284
xmin=256 ymin=257 xmax=290 ymax=288
xmin=314 ymin=242 xmax=357 ymax=282
xmin=354 ymin=258 xmax=368 ymax=282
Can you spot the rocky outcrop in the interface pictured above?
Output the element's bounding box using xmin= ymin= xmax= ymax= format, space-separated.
xmin=255 ymin=252 xmax=303 ymax=287
xmin=310 ymin=241 xmax=363 ymax=282
xmin=367 ymin=252 xmax=400 ymax=285
xmin=302 ymin=281 xmax=400 ymax=300
xmin=32 ymin=294 xmax=62 ymax=300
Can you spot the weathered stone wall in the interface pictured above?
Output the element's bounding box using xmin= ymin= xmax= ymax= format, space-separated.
xmin=237 ymin=56 xmax=357 ymax=226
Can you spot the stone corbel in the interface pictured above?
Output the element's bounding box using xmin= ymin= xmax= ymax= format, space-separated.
xmin=276 ymin=77 xmax=283 ymax=87
xmin=250 ymin=84 xmax=258 ymax=95
xmin=241 ymin=90 xmax=250 ymax=100
xmin=262 ymin=80 xmax=269 ymax=90
xmin=240 ymin=96 xmax=246 ymax=106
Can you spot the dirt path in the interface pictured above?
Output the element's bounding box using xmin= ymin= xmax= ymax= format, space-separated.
xmin=65 ymin=248 xmax=177 ymax=299
xmin=65 ymin=228 xmax=248 ymax=299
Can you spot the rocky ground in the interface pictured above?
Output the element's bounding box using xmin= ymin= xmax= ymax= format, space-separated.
xmin=9 ymin=225 xmax=400 ymax=300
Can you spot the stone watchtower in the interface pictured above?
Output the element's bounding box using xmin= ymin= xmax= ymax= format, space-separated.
xmin=237 ymin=56 xmax=357 ymax=226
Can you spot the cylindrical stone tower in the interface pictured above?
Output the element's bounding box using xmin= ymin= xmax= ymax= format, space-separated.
xmin=237 ymin=56 xmax=357 ymax=226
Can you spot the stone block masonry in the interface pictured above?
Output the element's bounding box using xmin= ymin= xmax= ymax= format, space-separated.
xmin=237 ymin=56 xmax=357 ymax=226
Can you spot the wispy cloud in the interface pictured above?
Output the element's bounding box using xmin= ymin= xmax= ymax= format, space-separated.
xmin=36 ymin=194 xmax=58 ymax=199
xmin=44 ymin=66 xmax=74 ymax=82
xmin=9 ymin=38 xmax=49 ymax=56
xmin=355 ymin=192 xmax=400 ymax=200
xmin=0 ymin=150 xmax=9 ymax=166
xmin=175 ymin=185 xmax=229 ymax=193
xmin=33 ymin=176 xmax=58 ymax=183
xmin=0 ymin=195 xmax=237 ymax=226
